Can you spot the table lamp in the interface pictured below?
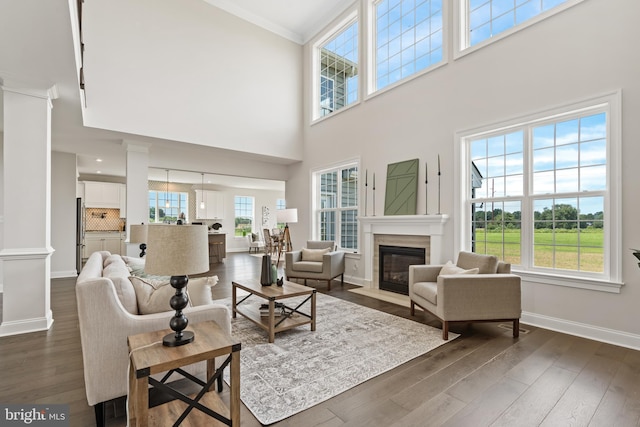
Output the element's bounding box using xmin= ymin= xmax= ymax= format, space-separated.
xmin=276 ymin=208 xmax=297 ymax=259
xmin=129 ymin=224 xmax=148 ymax=257
xmin=145 ymin=224 xmax=209 ymax=347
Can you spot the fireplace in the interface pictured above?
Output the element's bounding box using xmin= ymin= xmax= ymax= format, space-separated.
xmin=379 ymin=245 xmax=425 ymax=295
xmin=359 ymin=214 xmax=449 ymax=289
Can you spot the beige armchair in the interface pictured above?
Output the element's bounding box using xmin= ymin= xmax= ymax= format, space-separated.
xmin=285 ymin=240 xmax=345 ymax=290
xmin=409 ymin=251 xmax=521 ymax=340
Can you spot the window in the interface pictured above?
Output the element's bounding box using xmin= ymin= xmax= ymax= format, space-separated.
xmin=314 ymin=14 xmax=359 ymax=119
xmin=459 ymin=92 xmax=621 ymax=287
xmin=314 ymin=163 xmax=359 ymax=250
xmin=460 ymin=0 xmax=581 ymax=52
xmin=234 ymin=196 xmax=254 ymax=237
xmin=276 ymin=199 xmax=286 ymax=229
xmin=372 ymin=0 xmax=444 ymax=92
xmin=148 ymin=191 xmax=188 ymax=223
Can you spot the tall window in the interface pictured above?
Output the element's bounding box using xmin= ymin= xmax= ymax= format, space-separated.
xmin=276 ymin=199 xmax=286 ymax=229
xmin=148 ymin=191 xmax=188 ymax=223
xmin=373 ymin=0 xmax=444 ymax=92
xmin=234 ymin=196 xmax=254 ymax=237
xmin=462 ymin=94 xmax=620 ymax=283
xmin=461 ymin=0 xmax=579 ymax=50
xmin=315 ymin=163 xmax=358 ymax=250
xmin=315 ymin=15 xmax=359 ymax=119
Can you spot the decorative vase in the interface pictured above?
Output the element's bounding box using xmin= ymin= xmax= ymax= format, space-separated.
xmin=271 ymin=264 xmax=277 ymax=284
xmin=260 ymin=254 xmax=272 ymax=285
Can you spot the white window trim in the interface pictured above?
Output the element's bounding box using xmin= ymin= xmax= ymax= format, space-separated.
xmin=454 ymin=90 xmax=623 ymax=293
xmin=234 ymin=195 xmax=255 ymax=238
xmin=365 ymin=0 xmax=449 ymax=99
xmin=311 ymin=9 xmax=360 ymax=124
xmin=453 ymin=0 xmax=585 ymax=60
xmin=310 ymin=157 xmax=361 ymax=251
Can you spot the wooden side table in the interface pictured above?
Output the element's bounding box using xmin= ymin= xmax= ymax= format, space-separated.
xmin=127 ymin=321 xmax=241 ymax=426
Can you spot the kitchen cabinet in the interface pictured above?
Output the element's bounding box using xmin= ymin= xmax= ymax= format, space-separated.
xmin=208 ymin=233 xmax=226 ymax=263
xmin=84 ymin=181 xmax=121 ymax=209
xmin=195 ymin=190 xmax=225 ymax=219
xmin=83 ymin=232 xmax=125 ymax=258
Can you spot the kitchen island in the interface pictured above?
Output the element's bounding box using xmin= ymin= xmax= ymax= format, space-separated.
xmin=208 ymin=232 xmax=226 ymax=263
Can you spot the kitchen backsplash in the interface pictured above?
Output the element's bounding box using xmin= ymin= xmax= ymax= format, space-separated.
xmin=85 ymin=208 xmax=126 ymax=231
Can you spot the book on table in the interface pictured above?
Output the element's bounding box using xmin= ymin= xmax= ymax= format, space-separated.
xmin=259 ymin=303 xmax=285 ymax=317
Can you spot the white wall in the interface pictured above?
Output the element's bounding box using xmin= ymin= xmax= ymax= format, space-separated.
xmin=81 ymin=0 xmax=304 ymax=161
xmin=51 ymin=151 xmax=77 ymax=278
xmin=288 ymin=0 xmax=640 ymax=345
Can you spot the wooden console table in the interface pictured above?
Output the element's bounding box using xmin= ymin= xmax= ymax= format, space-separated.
xmin=127 ymin=321 xmax=241 ymax=426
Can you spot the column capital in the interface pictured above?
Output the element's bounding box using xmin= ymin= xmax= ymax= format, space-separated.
xmin=122 ymin=140 xmax=151 ymax=153
xmin=0 ymin=76 xmax=59 ymax=101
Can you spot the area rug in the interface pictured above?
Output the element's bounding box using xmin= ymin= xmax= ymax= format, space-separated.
xmin=220 ymin=293 xmax=457 ymax=425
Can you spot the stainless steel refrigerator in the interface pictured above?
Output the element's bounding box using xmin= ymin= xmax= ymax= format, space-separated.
xmin=76 ymin=197 xmax=85 ymax=274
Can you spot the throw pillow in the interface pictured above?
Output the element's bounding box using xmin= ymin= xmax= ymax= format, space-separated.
xmin=251 ymin=233 xmax=259 ymax=242
xmin=301 ymin=247 xmax=331 ymax=262
xmin=121 ymin=255 xmax=146 ymax=276
xmin=438 ymin=260 xmax=479 ymax=276
xmin=129 ymin=275 xmax=218 ymax=315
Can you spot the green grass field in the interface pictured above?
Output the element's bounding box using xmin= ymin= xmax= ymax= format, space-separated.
xmin=474 ymin=228 xmax=604 ymax=272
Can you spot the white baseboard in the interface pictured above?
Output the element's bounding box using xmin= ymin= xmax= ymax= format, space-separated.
xmin=343 ymin=273 xmax=364 ymax=287
xmin=522 ymin=311 xmax=640 ymax=351
xmin=51 ymin=270 xmax=78 ymax=279
xmin=0 ymin=283 xmax=3 ymax=293
xmin=0 ymin=316 xmax=54 ymax=337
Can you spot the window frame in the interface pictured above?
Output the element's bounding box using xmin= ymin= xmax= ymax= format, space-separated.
xmin=312 ymin=10 xmax=360 ymax=123
xmin=311 ymin=159 xmax=360 ymax=252
xmin=453 ymin=0 xmax=585 ymax=59
xmin=366 ymin=0 xmax=448 ymax=98
xmin=234 ymin=195 xmax=255 ymax=238
xmin=148 ymin=190 xmax=188 ymax=224
xmin=454 ymin=91 xmax=623 ymax=293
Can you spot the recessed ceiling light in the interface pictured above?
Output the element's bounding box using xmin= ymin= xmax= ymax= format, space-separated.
xmin=96 ymin=171 xmax=102 ymax=174
xmin=96 ymin=158 xmax=103 ymax=162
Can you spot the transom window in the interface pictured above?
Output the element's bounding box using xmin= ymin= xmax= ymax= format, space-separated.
xmin=314 ymin=163 xmax=359 ymax=250
xmin=373 ymin=0 xmax=444 ymax=92
xmin=315 ymin=17 xmax=359 ymax=119
xmin=461 ymin=93 xmax=620 ymax=285
xmin=461 ymin=0 xmax=579 ymax=51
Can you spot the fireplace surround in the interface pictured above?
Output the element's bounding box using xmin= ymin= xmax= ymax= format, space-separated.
xmin=359 ymin=214 xmax=449 ymax=289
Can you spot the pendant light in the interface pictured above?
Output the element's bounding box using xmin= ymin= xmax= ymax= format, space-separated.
xmin=200 ymin=173 xmax=206 ymax=209
xmin=165 ymin=169 xmax=170 ymax=208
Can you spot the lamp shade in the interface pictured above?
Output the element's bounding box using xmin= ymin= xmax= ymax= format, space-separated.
xmin=129 ymin=224 xmax=148 ymax=244
xmin=277 ymin=208 xmax=298 ymax=224
xmin=144 ymin=225 xmax=209 ymax=276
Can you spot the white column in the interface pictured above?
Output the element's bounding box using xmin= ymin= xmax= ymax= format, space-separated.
xmin=123 ymin=141 xmax=150 ymax=257
xmin=0 ymin=81 xmax=57 ymax=336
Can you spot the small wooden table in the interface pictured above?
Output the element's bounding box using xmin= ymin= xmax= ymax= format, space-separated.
xmin=232 ymin=278 xmax=316 ymax=343
xmin=127 ymin=321 xmax=241 ymax=427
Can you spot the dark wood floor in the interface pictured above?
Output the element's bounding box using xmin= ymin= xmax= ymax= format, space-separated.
xmin=1 ymin=252 xmax=640 ymax=426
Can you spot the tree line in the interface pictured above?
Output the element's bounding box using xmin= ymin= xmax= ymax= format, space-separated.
xmin=474 ymin=204 xmax=603 ymax=230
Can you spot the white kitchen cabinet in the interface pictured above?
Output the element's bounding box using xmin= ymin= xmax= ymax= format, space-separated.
xmin=84 ymin=181 xmax=121 ymax=208
xmin=195 ymin=190 xmax=225 ymax=219
xmin=83 ymin=232 xmax=124 ymax=258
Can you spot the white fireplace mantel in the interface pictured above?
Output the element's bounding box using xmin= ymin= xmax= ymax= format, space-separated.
xmin=359 ymin=214 xmax=450 ymax=288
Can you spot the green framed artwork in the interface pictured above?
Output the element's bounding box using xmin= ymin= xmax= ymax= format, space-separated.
xmin=384 ymin=158 xmax=419 ymax=215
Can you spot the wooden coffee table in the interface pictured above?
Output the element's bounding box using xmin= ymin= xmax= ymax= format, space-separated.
xmin=232 ymin=278 xmax=316 ymax=343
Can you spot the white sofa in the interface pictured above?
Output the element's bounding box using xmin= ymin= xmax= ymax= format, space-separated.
xmin=76 ymin=251 xmax=230 ymax=426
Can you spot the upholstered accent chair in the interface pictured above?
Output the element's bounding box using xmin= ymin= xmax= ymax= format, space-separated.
xmin=248 ymin=232 xmax=265 ymax=253
xmin=285 ymin=240 xmax=345 ymax=290
xmin=409 ymin=251 xmax=521 ymax=340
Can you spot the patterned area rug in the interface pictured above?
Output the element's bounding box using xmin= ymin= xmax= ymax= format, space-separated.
xmin=220 ymin=293 xmax=457 ymax=425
